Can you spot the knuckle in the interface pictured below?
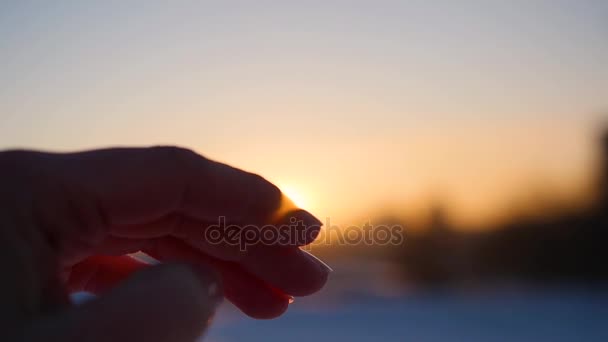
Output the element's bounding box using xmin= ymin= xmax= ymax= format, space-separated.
xmin=149 ymin=145 xmax=209 ymax=169
xmin=152 ymin=145 xmax=196 ymax=157
xmin=247 ymin=172 xmax=283 ymax=214
xmin=147 ymin=146 xmax=210 ymax=209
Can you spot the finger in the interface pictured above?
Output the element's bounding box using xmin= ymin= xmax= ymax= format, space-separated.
xmin=90 ymin=230 xmax=328 ymax=298
xmin=147 ymin=236 xmax=329 ymax=297
xmin=144 ymin=238 xmax=291 ymax=319
xmin=69 ymin=251 xmax=290 ymax=319
xmin=241 ymin=246 xmax=331 ymax=296
xmin=48 ymin=146 xmax=285 ymax=226
xmin=106 ymin=213 xmax=328 ymax=296
xmin=164 ymin=216 xmax=329 ymax=295
xmin=18 ymin=147 xmax=323 ymax=258
xmin=107 ymin=210 xmax=322 ymax=264
xmin=24 ymin=264 xmax=221 ymax=342
xmin=110 ymin=209 xmax=323 ymax=248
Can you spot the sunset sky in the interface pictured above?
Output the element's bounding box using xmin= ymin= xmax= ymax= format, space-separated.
xmin=1 ymin=1 xmax=606 ymax=228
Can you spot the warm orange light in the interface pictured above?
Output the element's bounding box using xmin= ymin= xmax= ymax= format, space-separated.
xmin=279 ymin=184 xmax=311 ymax=210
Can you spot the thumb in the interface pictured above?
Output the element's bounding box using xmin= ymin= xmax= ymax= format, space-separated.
xmin=26 ymin=264 xmax=222 ymax=342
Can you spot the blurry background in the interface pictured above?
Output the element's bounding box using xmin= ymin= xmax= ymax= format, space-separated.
xmin=1 ymin=0 xmax=607 ymax=341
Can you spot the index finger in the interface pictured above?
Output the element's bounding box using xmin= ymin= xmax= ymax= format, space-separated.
xmin=51 ymin=146 xmax=286 ymax=226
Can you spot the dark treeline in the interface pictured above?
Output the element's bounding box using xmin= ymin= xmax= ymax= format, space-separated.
xmin=396 ymin=131 xmax=608 ymax=288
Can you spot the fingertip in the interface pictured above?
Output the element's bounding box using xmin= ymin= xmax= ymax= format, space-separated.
xmin=232 ymin=294 xmax=291 ymax=319
xmin=242 ymin=247 xmax=331 ymax=297
xmin=287 ymin=266 xmax=330 ymax=297
xmin=275 ymin=209 xmax=323 ymax=247
xmin=185 ymin=263 xmax=224 ymax=304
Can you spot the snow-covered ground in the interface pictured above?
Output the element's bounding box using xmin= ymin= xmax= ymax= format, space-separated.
xmin=206 ymin=289 xmax=608 ymax=342
xmin=72 ymin=259 xmax=608 ymax=341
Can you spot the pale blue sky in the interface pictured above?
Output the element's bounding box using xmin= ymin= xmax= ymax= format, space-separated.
xmin=1 ymin=0 xmax=606 ymax=226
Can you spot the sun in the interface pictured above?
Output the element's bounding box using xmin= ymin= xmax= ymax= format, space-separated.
xmin=279 ymin=184 xmax=310 ymax=209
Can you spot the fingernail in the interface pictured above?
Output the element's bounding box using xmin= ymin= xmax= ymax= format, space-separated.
xmin=283 ymin=209 xmax=323 ymax=228
xmin=189 ymin=265 xmax=224 ymax=306
xmin=208 ymin=282 xmax=220 ymax=298
xmin=302 ymin=250 xmax=333 ymax=274
xmin=288 ymin=296 xmax=295 ymax=304
xmin=205 ymin=282 xmax=223 ymax=312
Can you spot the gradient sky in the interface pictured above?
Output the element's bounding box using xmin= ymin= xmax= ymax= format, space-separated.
xmin=1 ymin=0 xmax=607 ymax=228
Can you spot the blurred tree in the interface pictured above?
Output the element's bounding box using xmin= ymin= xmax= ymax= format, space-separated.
xmin=598 ymin=130 xmax=608 ymax=213
xmin=397 ymin=128 xmax=608 ymax=289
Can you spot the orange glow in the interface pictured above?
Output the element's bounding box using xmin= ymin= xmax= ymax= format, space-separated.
xmin=279 ymin=185 xmax=308 ymax=209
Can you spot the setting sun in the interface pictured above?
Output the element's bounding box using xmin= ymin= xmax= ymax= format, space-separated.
xmin=279 ymin=184 xmax=311 ymax=210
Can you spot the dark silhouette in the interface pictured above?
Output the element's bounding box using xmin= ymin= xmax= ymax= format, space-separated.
xmin=397 ymin=130 xmax=608 ymax=289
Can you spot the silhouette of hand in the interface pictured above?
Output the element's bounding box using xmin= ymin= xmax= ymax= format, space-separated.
xmin=0 ymin=147 xmax=329 ymax=341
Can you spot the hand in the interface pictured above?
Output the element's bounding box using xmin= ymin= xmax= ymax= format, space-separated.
xmin=0 ymin=147 xmax=329 ymax=341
